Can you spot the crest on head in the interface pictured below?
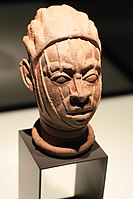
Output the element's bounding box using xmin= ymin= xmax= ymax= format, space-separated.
xmin=23 ymin=4 xmax=101 ymax=61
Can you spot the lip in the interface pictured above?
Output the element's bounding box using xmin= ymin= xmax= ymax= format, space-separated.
xmin=67 ymin=107 xmax=93 ymax=116
xmin=66 ymin=107 xmax=94 ymax=123
xmin=67 ymin=112 xmax=92 ymax=123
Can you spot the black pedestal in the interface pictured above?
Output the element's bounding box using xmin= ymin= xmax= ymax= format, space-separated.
xmin=19 ymin=129 xmax=108 ymax=199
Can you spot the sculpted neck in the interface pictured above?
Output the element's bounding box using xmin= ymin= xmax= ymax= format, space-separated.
xmin=35 ymin=118 xmax=88 ymax=150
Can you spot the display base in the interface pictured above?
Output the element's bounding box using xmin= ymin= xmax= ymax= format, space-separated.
xmin=19 ymin=129 xmax=108 ymax=199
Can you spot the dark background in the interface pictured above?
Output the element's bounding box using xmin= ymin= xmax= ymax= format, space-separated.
xmin=0 ymin=0 xmax=132 ymax=111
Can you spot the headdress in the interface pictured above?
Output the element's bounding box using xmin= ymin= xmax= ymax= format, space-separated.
xmin=23 ymin=4 xmax=101 ymax=59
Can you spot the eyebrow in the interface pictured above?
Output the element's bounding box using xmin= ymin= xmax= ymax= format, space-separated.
xmin=50 ymin=62 xmax=75 ymax=73
xmin=49 ymin=62 xmax=61 ymax=73
xmin=81 ymin=65 xmax=94 ymax=75
xmin=62 ymin=65 xmax=75 ymax=77
xmin=82 ymin=58 xmax=101 ymax=72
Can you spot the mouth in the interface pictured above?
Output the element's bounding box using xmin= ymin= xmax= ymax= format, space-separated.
xmin=67 ymin=107 xmax=94 ymax=123
xmin=67 ymin=107 xmax=93 ymax=116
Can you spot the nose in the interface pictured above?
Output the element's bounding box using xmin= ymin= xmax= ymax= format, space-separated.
xmin=70 ymin=95 xmax=89 ymax=108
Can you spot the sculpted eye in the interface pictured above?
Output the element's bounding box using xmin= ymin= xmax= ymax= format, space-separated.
xmin=82 ymin=70 xmax=98 ymax=83
xmin=50 ymin=72 xmax=71 ymax=84
xmin=84 ymin=74 xmax=98 ymax=83
xmin=54 ymin=76 xmax=70 ymax=84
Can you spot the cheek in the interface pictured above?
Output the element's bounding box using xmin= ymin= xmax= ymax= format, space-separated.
xmin=44 ymin=77 xmax=61 ymax=107
xmin=44 ymin=77 xmax=69 ymax=108
xmin=92 ymin=78 xmax=102 ymax=103
xmin=82 ymin=79 xmax=102 ymax=104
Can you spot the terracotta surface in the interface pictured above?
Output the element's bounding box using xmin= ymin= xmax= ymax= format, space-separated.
xmin=19 ymin=4 xmax=102 ymax=157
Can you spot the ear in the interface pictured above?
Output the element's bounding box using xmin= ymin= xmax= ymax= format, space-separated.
xmin=19 ymin=58 xmax=33 ymax=91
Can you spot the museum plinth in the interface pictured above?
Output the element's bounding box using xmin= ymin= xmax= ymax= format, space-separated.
xmin=19 ymin=129 xmax=108 ymax=199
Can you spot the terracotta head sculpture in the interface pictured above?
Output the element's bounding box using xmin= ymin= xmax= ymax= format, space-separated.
xmin=19 ymin=4 xmax=102 ymax=157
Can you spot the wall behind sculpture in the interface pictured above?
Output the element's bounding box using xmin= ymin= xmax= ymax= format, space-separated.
xmin=0 ymin=2 xmax=48 ymax=111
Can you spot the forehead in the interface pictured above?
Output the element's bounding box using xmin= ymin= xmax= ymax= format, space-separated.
xmin=44 ymin=39 xmax=100 ymax=71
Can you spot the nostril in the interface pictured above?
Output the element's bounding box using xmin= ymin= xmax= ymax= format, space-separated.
xmin=70 ymin=95 xmax=89 ymax=108
xmin=70 ymin=96 xmax=78 ymax=106
xmin=82 ymin=97 xmax=89 ymax=107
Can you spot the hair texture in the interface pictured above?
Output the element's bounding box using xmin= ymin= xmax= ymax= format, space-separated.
xmin=23 ymin=4 xmax=101 ymax=60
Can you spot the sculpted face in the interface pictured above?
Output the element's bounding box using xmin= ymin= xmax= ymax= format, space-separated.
xmin=36 ymin=39 xmax=101 ymax=130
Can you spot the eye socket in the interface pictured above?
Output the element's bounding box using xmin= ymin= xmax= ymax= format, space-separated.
xmin=82 ymin=70 xmax=98 ymax=83
xmin=50 ymin=72 xmax=71 ymax=84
